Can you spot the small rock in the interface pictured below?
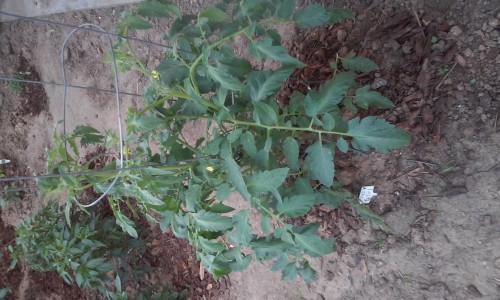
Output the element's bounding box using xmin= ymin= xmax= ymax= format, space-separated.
xmin=488 ymin=17 xmax=499 ymax=28
xmin=481 ymin=114 xmax=487 ymax=122
xmin=455 ymin=54 xmax=466 ymax=67
xmin=421 ymin=105 xmax=434 ymax=124
xmin=449 ymin=25 xmax=463 ymax=36
xmin=478 ymin=45 xmax=486 ymax=51
xmin=371 ymin=40 xmax=382 ymax=51
xmin=371 ymin=78 xmax=388 ymax=89
xmin=494 ymin=258 xmax=500 ymax=269
xmin=463 ymin=48 xmax=473 ymax=57
xmin=485 ymin=40 xmax=497 ymax=47
xmin=479 ymin=52 xmax=486 ymax=60
xmin=336 ymin=29 xmax=347 ymax=42
xmin=206 ymin=283 xmax=213 ymax=291
xmin=491 ymin=30 xmax=499 ymax=38
xmin=387 ymin=235 xmax=396 ymax=244
xmin=402 ymin=41 xmax=413 ymax=54
xmin=479 ymin=93 xmax=492 ymax=110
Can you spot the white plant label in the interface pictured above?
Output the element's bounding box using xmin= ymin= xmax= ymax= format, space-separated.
xmin=359 ymin=186 xmax=377 ymax=204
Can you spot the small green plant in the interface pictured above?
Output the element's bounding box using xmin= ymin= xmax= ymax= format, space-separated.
xmin=9 ymin=201 xmax=145 ymax=293
xmin=437 ymin=65 xmax=449 ymax=76
xmin=38 ymin=0 xmax=410 ymax=283
xmin=8 ymin=72 xmax=28 ymax=93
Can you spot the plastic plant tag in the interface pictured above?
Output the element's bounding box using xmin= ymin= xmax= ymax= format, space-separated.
xmin=359 ymin=186 xmax=377 ymax=204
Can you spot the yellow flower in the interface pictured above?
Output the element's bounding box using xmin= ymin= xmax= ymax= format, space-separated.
xmin=205 ymin=166 xmax=215 ymax=172
xmin=151 ymin=70 xmax=160 ymax=80
xmin=122 ymin=146 xmax=132 ymax=156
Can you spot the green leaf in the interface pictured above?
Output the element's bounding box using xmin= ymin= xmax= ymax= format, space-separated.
xmin=253 ymin=101 xmax=278 ymax=125
xmin=216 ymin=183 xmax=231 ymax=201
xmin=277 ymin=194 xmax=316 ymax=217
xmin=271 ymin=253 xmax=289 ymax=271
xmin=351 ymin=201 xmax=394 ymax=234
xmin=227 ymin=128 xmax=243 ymax=143
xmin=185 ymin=184 xmax=201 ymax=212
xmin=222 ymin=153 xmax=251 ymax=201
xmin=246 ymin=168 xmax=289 ymax=195
xmin=127 ymin=15 xmax=152 ymax=29
xmin=200 ymin=6 xmax=229 ymax=22
xmin=199 ymin=236 xmax=226 ymax=253
xmin=73 ymin=125 xmax=104 ymax=146
xmin=156 ymin=59 xmax=189 ymax=86
xmin=116 ymin=213 xmax=138 ymax=238
xmin=240 ymin=131 xmax=257 ymax=158
xmin=207 ymin=65 xmax=245 ymax=91
xmin=0 ymin=287 xmax=10 ymax=299
xmin=248 ymin=68 xmax=294 ymax=102
xmin=283 ymin=137 xmax=299 ymax=171
xmin=305 ymin=142 xmax=335 ymax=187
xmin=260 ymin=216 xmax=271 ymax=233
xmin=294 ymin=232 xmax=334 ymax=257
xmin=228 ymin=210 xmax=252 ymax=246
xmin=346 ymin=117 xmax=411 ymax=153
xmin=126 ymin=113 xmax=164 ymax=133
xmin=342 ymin=53 xmax=379 ymax=73
xmin=218 ymin=57 xmax=252 ymax=78
xmin=304 ymin=72 xmax=354 ymax=117
xmin=276 ymin=0 xmax=296 ymax=19
xmin=293 ymin=4 xmax=330 ymax=29
xmin=159 ymin=211 xmax=174 ymax=233
xmin=355 ymin=85 xmax=394 ymax=109
xmin=138 ymin=0 xmax=181 ymax=18
xmin=337 ymin=136 xmax=349 ymax=153
xmin=298 ymin=260 xmax=316 ymax=282
xmin=251 ymin=237 xmax=293 ymax=260
xmin=209 ymin=203 xmax=235 ymax=213
xmin=136 ymin=187 xmax=165 ymax=206
xmin=282 ymin=263 xmax=299 ymax=280
xmin=249 ymin=37 xmax=305 ymax=67
xmin=191 ymin=211 xmax=233 ymax=232
xmin=329 ymin=8 xmax=353 ymax=24
xmin=322 ymin=112 xmax=335 ymax=131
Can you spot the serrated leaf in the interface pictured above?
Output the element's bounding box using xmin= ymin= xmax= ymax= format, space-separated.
xmin=260 ymin=215 xmax=270 ymax=233
xmin=276 ymin=0 xmax=296 ymax=19
xmin=199 ymin=236 xmax=226 ymax=253
xmin=329 ymin=8 xmax=353 ymax=23
xmin=315 ymin=188 xmax=348 ymax=208
xmin=283 ymin=137 xmax=299 ymax=171
xmin=126 ymin=113 xmax=164 ymax=133
xmin=351 ymin=201 xmax=394 ymax=234
xmin=200 ymin=6 xmax=229 ymax=22
xmin=271 ymin=253 xmax=289 ymax=271
xmin=218 ymin=57 xmax=252 ymax=78
xmin=294 ymin=232 xmax=334 ymax=257
xmin=277 ymin=194 xmax=316 ymax=217
xmin=207 ymin=65 xmax=244 ymax=91
xmin=305 ymin=142 xmax=335 ymax=187
xmin=222 ymin=153 xmax=251 ymax=201
xmin=159 ymin=211 xmax=174 ymax=233
xmin=228 ymin=210 xmax=252 ymax=246
xmin=216 ymin=183 xmax=231 ymax=202
xmin=138 ymin=0 xmax=180 ymax=18
xmin=346 ymin=117 xmax=411 ymax=153
xmin=253 ymin=101 xmax=278 ymax=125
xmin=342 ymin=53 xmax=379 ymax=73
xmin=246 ymin=168 xmax=289 ymax=195
xmin=249 ymin=37 xmax=305 ymax=67
xmin=191 ymin=211 xmax=233 ymax=232
xmin=304 ymin=72 xmax=354 ymax=117
xmin=227 ymin=128 xmax=243 ymax=143
xmin=282 ymin=262 xmax=299 ymax=280
xmin=185 ymin=184 xmax=201 ymax=212
xmin=293 ymin=4 xmax=330 ymax=29
xmin=156 ymin=59 xmax=189 ymax=86
xmin=240 ymin=131 xmax=257 ymax=158
xmin=73 ymin=125 xmax=104 ymax=146
xmin=298 ymin=260 xmax=316 ymax=282
xmin=116 ymin=213 xmax=138 ymax=238
xmin=251 ymin=237 xmax=293 ymax=260
xmin=136 ymin=187 xmax=165 ymax=206
xmin=337 ymin=136 xmax=349 ymax=153
xmin=127 ymin=15 xmax=152 ymax=29
xmin=355 ymin=85 xmax=394 ymax=109
xmin=248 ymin=68 xmax=294 ymax=102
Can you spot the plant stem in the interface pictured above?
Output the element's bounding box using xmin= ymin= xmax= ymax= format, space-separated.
xmin=228 ymin=118 xmax=349 ymax=137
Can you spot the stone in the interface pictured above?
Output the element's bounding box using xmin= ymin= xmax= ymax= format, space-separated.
xmin=0 ymin=93 xmax=4 ymax=106
xmin=463 ymin=48 xmax=473 ymax=57
xmin=336 ymin=29 xmax=347 ymax=42
xmin=449 ymin=25 xmax=463 ymax=36
xmin=495 ymin=258 xmax=500 ymax=269
xmin=485 ymin=40 xmax=497 ymax=47
xmin=371 ymin=78 xmax=388 ymax=89
xmin=488 ymin=17 xmax=499 ymax=28
xmin=478 ymin=45 xmax=486 ymax=51
xmin=491 ymin=30 xmax=499 ymax=38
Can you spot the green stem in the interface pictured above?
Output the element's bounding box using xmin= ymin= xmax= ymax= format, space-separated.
xmin=228 ymin=118 xmax=349 ymax=137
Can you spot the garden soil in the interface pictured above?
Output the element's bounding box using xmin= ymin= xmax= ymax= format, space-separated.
xmin=1 ymin=0 xmax=499 ymax=299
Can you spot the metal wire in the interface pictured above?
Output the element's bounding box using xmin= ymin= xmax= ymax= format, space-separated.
xmin=0 ymin=11 xmax=175 ymax=51
xmin=0 ymin=76 xmax=142 ymax=97
xmin=61 ymin=23 xmax=124 ymax=208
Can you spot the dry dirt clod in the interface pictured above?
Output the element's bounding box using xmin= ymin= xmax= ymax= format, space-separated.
xmin=449 ymin=25 xmax=463 ymax=36
xmin=463 ymin=48 xmax=473 ymax=57
xmin=371 ymin=78 xmax=388 ymax=89
xmin=337 ymin=29 xmax=347 ymax=42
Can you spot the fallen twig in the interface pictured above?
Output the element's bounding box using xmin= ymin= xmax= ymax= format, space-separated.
xmin=435 ymin=61 xmax=458 ymax=91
